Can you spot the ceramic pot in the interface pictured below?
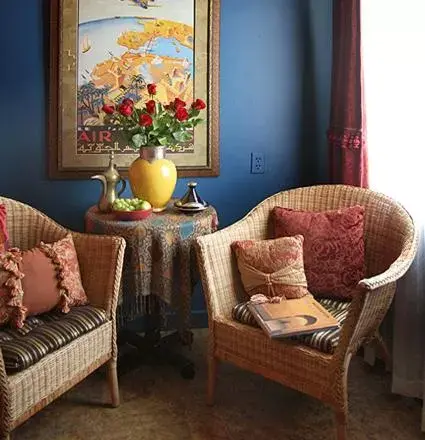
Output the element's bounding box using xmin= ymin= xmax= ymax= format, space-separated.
xmin=128 ymin=146 xmax=177 ymax=212
xmin=175 ymin=182 xmax=208 ymax=212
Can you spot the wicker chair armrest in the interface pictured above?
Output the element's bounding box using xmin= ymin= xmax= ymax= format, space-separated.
xmin=196 ymin=219 xmax=265 ymax=320
xmin=359 ymin=257 xmax=417 ymax=291
xmin=71 ymin=232 xmax=126 ymax=319
xmin=359 ymin=224 xmax=419 ymax=291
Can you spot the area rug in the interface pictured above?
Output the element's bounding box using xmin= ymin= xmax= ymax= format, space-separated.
xmin=14 ymin=329 xmax=423 ymax=439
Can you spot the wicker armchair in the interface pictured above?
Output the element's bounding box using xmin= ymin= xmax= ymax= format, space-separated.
xmin=195 ymin=185 xmax=418 ymax=440
xmin=0 ymin=197 xmax=126 ymax=440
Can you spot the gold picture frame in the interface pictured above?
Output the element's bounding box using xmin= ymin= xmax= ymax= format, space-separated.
xmin=48 ymin=0 xmax=220 ymax=179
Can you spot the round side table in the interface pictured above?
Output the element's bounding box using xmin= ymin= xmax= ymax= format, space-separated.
xmin=84 ymin=200 xmax=218 ymax=378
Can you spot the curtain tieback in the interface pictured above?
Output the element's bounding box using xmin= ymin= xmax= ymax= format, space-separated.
xmin=327 ymin=127 xmax=365 ymax=150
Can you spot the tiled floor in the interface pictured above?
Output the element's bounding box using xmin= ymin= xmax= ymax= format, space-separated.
xmin=14 ymin=329 xmax=423 ymax=439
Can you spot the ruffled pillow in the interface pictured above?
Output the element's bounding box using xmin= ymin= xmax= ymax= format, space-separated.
xmin=231 ymin=235 xmax=309 ymax=300
xmin=0 ymin=252 xmax=25 ymax=328
xmin=38 ymin=234 xmax=88 ymax=312
xmin=0 ymin=234 xmax=88 ymax=328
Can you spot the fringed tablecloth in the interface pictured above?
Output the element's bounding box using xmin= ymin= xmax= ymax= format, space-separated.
xmin=84 ymin=202 xmax=218 ymax=331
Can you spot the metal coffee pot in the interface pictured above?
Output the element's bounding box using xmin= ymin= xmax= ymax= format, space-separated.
xmin=91 ymin=152 xmax=126 ymax=212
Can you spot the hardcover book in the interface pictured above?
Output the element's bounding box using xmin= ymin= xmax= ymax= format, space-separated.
xmin=247 ymin=295 xmax=340 ymax=339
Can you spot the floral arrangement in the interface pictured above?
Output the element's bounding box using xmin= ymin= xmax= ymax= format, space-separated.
xmin=102 ymin=83 xmax=206 ymax=150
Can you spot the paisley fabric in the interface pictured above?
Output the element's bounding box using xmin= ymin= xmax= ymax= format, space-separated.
xmin=85 ymin=201 xmax=218 ymax=330
xmin=232 ymin=235 xmax=309 ymax=300
xmin=0 ymin=204 xmax=8 ymax=253
xmin=272 ymin=206 xmax=365 ymax=299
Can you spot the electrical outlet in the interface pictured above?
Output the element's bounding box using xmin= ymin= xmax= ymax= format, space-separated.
xmin=251 ymin=152 xmax=265 ymax=174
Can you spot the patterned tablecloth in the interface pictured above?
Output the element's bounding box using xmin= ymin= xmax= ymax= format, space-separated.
xmin=84 ymin=201 xmax=218 ymax=330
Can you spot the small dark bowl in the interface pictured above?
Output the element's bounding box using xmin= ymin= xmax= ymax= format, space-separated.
xmin=113 ymin=208 xmax=152 ymax=221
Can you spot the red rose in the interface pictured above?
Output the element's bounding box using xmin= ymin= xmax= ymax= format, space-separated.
xmin=191 ymin=98 xmax=206 ymax=110
xmin=147 ymin=83 xmax=157 ymax=95
xmin=122 ymin=98 xmax=134 ymax=107
xmin=139 ymin=113 xmax=153 ymax=127
xmin=118 ymin=103 xmax=133 ymax=117
xmin=175 ymin=107 xmax=189 ymax=121
xmin=102 ymin=104 xmax=115 ymax=115
xmin=174 ymin=97 xmax=186 ymax=109
xmin=146 ymin=99 xmax=156 ymax=114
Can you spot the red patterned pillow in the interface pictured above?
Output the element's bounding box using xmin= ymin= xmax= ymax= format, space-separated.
xmin=272 ymin=206 xmax=365 ymax=299
xmin=0 ymin=204 xmax=8 ymax=253
xmin=231 ymin=235 xmax=309 ymax=300
xmin=0 ymin=234 xmax=88 ymax=328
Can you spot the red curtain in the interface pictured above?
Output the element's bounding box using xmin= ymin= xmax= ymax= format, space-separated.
xmin=327 ymin=0 xmax=368 ymax=188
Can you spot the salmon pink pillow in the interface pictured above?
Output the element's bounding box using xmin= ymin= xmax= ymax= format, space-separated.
xmin=0 ymin=204 xmax=8 ymax=253
xmin=231 ymin=235 xmax=309 ymax=300
xmin=37 ymin=234 xmax=88 ymax=311
xmin=0 ymin=234 xmax=88 ymax=328
xmin=272 ymin=206 xmax=365 ymax=299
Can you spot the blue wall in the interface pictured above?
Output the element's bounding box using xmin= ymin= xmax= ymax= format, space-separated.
xmin=0 ymin=0 xmax=332 ymax=319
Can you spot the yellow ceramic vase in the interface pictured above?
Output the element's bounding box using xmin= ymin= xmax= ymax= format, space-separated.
xmin=128 ymin=146 xmax=177 ymax=212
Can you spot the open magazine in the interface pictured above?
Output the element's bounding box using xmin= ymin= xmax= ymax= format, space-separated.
xmin=247 ymin=295 xmax=340 ymax=339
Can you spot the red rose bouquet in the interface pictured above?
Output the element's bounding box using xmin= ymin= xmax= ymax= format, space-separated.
xmin=102 ymin=83 xmax=206 ymax=150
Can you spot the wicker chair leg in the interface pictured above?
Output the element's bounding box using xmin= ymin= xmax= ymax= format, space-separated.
xmin=107 ymin=359 xmax=120 ymax=408
xmin=334 ymin=411 xmax=348 ymax=440
xmin=0 ymin=412 xmax=11 ymax=440
xmin=333 ymin=351 xmax=351 ymax=440
xmin=207 ymin=356 xmax=218 ymax=406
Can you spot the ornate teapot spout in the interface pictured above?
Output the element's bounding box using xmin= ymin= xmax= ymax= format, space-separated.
xmin=91 ymin=152 xmax=126 ymax=212
xmin=91 ymin=174 xmax=107 ymax=188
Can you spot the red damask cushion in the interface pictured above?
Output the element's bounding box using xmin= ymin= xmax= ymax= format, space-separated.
xmin=272 ymin=206 xmax=365 ymax=299
xmin=0 ymin=204 xmax=8 ymax=253
xmin=0 ymin=234 xmax=88 ymax=328
xmin=231 ymin=235 xmax=309 ymax=300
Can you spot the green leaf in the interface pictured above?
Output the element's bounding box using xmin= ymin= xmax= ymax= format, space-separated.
xmin=158 ymin=136 xmax=170 ymax=146
xmin=173 ymin=130 xmax=193 ymax=143
xmin=190 ymin=118 xmax=204 ymax=126
xmin=131 ymin=133 xmax=145 ymax=148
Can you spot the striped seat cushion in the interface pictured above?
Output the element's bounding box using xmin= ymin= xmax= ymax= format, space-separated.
xmin=0 ymin=305 xmax=107 ymax=374
xmin=232 ymin=297 xmax=350 ymax=354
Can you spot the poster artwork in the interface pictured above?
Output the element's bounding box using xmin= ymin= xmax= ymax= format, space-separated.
xmin=77 ymin=0 xmax=195 ymax=156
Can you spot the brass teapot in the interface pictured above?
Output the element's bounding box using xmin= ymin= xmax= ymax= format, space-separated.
xmin=91 ymin=152 xmax=126 ymax=212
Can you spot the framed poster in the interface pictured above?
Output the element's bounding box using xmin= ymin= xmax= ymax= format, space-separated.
xmin=48 ymin=0 xmax=220 ymax=178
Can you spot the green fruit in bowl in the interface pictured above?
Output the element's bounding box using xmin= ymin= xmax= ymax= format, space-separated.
xmin=112 ymin=198 xmax=151 ymax=212
xmin=140 ymin=201 xmax=152 ymax=211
